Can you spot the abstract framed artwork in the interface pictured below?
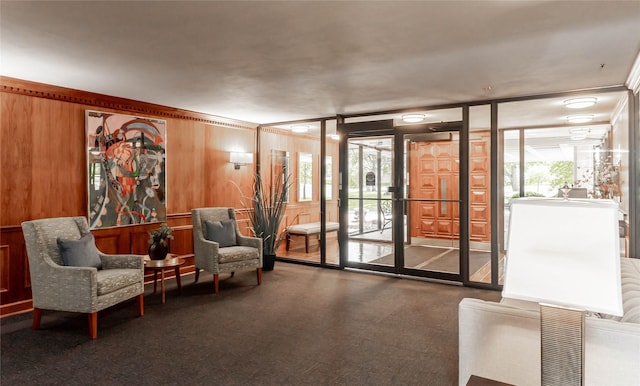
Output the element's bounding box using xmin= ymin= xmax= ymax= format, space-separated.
xmin=86 ymin=110 xmax=167 ymax=229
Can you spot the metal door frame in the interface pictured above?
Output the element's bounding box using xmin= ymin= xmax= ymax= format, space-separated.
xmin=338 ymin=119 xmax=470 ymax=282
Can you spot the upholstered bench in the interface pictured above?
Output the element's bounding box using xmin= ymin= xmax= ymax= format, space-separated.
xmin=286 ymin=222 xmax=339 ymax=253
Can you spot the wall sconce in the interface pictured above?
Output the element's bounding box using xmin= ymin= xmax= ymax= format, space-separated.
xmin=229 ymin=152 xmax=253 ymax=169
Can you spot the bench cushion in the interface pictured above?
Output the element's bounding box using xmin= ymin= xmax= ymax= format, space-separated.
xmin=288 ymin=222 xmax=339 ymax=235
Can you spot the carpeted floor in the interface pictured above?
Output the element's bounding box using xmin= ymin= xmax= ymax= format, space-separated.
xmin=1 ymin=262 xmax=500 ymax=385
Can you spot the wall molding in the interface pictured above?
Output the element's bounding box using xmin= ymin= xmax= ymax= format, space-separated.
xmin=1 ymin=76 xmax=258 ymax=131
xmin=626 ymin=51 xmax=640 ymax=95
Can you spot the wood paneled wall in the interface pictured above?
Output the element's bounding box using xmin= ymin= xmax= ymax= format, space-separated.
xmin=0 ymin=77 xmax=258 ymax=316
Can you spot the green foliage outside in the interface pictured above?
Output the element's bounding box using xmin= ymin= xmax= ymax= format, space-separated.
xmin=347 ymin=146 xmax=392 ymax=215
xmin=549 ymin=161 xmax=574 ymax=188
xmin=505 ymin=160 xmax=575 ymax=198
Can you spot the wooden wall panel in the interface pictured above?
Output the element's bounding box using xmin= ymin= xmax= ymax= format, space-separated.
xmin=0 ymin=77 xmax=258 ymax=316
xmin=0 ymin=245 xmax=9 ymax=293
xmin=204 ymin=124 xmax=256 ymax=209
xmin=1 ymin=94 xmax=33 ymax=225
xmin=165 ymin=119 xmax=206 ymax=214
xmin=0 ymin=227 xmax=31 ymax=312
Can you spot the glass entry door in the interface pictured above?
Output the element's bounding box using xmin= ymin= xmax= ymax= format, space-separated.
xmin=343 ymin=123 xmax=465 ymax=282
xmin=398 ymin=129 xmax=462 ymax=281
xmin=344 ymin=136 xmax=396 ymax=271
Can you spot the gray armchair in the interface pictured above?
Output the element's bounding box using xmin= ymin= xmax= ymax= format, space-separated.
xmin=21 ymin=217 xmax=144 ymax=339
xmin=191 ymin=208 xmax=262 ymax=293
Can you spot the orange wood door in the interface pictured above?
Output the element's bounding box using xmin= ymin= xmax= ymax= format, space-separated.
xmin=408 ymin=133 xmax=490 ymax=242
xmin=469 ymin=134 xmax=491 ymax=242
xmin=409 ymin=140 xmax=459 ymax=240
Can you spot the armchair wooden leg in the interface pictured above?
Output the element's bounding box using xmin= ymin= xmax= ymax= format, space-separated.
xmin=137 ymin=294 xmax=144 ymax=316
xmin=257 ymin=268 xmax=262 ymax=285
xmin=32 ymin=308 xmax=42 ymax=330
xmin=213 ymin=273 xmax=219 ymax=293
xmin=194 ymin=267 xmax=200 ymax=283
xmin=88 ymin=312 xmax=98 ymax=340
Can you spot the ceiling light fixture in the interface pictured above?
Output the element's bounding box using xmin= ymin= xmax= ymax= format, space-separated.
xmin=291 ymin=125 xmax=309 ymax=133
xmin=401 ymin=113 xmax=426 ymax=123
xmin=563 ymin=97 xmax=597 ymax=109
xmin=569 ymin=128 xmax=590 ymax=141
xmin=566 ymin=115 xmax=594 ymax=124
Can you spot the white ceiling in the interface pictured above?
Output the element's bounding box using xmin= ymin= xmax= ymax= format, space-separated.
xmin=1 ymin=1 xmax=639 ymax=125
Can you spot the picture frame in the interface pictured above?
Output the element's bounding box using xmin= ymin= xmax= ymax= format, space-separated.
xmin=86 ymin=110 xmax=167 ymax=228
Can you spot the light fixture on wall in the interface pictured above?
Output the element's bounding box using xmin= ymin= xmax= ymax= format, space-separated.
xmin=502 ymin=198 xmax=622 ymax=386
xmin=401 ymin=113 xmax=426 ymax=123
xmin=566 ymin=114 xmax=594 ymax=124
xmin=291 ymin=125 xmax=309 ymax=133
xmin=229 ymin=152 xmax=253 ymax=169
xmin=328 ymin=134 xmax=340 ymax=140
xmin=563 ymin=97 xmax=597 ymax=109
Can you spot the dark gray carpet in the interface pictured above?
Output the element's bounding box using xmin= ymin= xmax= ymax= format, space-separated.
xmin=1 ymin=262 xmax=500 ymax=385
xmin=371 ymin=246 xmax=490 ymax=275
xmin=370 ymin=245 xmax=447 ymax=267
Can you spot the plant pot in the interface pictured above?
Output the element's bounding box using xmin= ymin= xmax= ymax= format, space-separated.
xmin=263 ymin=254 xmax=276 ymax=271
xmin=148 ymin=241 xmax=169 ymax=260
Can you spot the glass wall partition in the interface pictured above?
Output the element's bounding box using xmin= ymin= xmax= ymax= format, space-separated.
xmin=498 ymin=90 xmax=631 ymax=263
xmin=467 ymin=105 xmax=494 ymax=285
xmin=258 ymin=119 xmax=340 ymax=266
xmin=257 ymin=88 xmax=633 ymax=288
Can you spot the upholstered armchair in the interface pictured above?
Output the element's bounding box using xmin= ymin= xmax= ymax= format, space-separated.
xmin=191 ymin=208 xmax=262 ymax=293
xmin=21 ymin=217 xmax=144 ymax=339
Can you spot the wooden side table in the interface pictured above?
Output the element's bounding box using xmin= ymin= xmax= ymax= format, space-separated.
xmin=144 ymin=254 xmax=185 ymax=304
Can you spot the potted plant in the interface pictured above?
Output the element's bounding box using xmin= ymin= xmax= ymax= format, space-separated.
xmin=148 ymin=223 xmax=174 ymax=260
xmin=246 ymin=172 xmax=291 ymax=271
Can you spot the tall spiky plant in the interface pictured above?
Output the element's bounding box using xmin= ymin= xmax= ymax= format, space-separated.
xmin=247 ymin=172 xmax=291 ymax=255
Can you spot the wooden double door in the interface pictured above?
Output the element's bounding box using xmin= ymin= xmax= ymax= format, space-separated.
xmin=408 ymin=132 xmax=490 ymax=243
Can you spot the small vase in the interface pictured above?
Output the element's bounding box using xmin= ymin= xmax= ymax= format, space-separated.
xmin=148 ymin=241 xmax=169 ymax=260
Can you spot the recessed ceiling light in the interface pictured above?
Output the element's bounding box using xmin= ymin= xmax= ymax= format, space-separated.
xmin=566 ymin=115 xmax=594 ymax=124
xmin=291 ymin=125 xmax=309 ymax=133
xmin=564 ymin=97 xmax=597 ymax=109
xmin=401 ymin=114 xmax=425 ymax=123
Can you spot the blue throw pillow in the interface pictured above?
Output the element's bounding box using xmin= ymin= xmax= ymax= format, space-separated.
xmin=57 ymin=233 xmax=102 ymax=269
xmin=205 ymin=219 xmax=236 ymax=247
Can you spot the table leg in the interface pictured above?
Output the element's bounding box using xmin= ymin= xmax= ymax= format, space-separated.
xmin=160 ymin=268 xmax=166 ymax=304
xmin=153 ymin=270 xmax=158 ymax=294
xmin=175 ymin=266 xmax=182 ymax=294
